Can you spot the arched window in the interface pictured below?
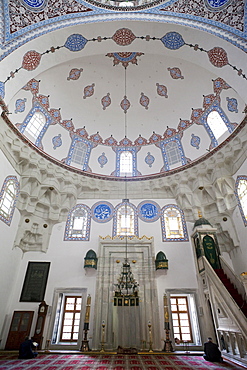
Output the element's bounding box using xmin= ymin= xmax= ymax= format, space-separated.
xmin=165 ymin=141 xmax=181 ymax=167
xmin=64 ymin=205 xmax=91 ymax=241
xmin=161 ymin=205 xmax=188 ymax=242
xmin=71 ymin=142 xmax=88 ymax=167
xmin=120 ymin=151 xmax=133 ymax=176
xmin=0 ymin=176 xmax=19 ymax=225
xmin=207 ymin=110 xmax=227 ymax=140
xmin=235 ymin=176 xmax=247 ymax=226
xmin=24 ymin=111 xmax=46 ymax=140
xmin=113 ymin=202 xmax=138 ymax=237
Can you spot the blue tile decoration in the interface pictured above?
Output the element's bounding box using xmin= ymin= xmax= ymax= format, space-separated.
xmin=52 ymin=134 xmax=62 ymax=150
xmin=15 ymin=98 xmax=27 ymax=113
xmin=160 ymin=32 xmax=185 ymax=50
xmin=20 ymin=0 xmax=47 ymax=11
xmin=91 ymin=201 xmax=114 ymax=223
xmin=161 ymin=204 xmax=189 ymax=242
xmin=145 ymin=152 xmax=155 ymax=167
xmin=0 ymin=82 xmax=5 ymax=99
xmin=205 ymin=0 xmax=232 ymax=10
xmin=64 ymin=34 xmax=88 ymax=52
xmin=235 ymin=176 xmax=247 ymax=226
xmin=98 ymin=152 xmax=108 ymax=168
xmin=190 ymin=134 xmax=200 ymax=149
xmin=0 ymin=176 xmax=19 ymax=226
xmin=226 ymin=97 xmax=238 ymax=113
xmin=137 ymin=200 xmax=161 ymax=222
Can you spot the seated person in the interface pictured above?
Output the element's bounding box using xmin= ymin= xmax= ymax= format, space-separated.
xmin=18 ymin=336 xmax=38 ymax=359
xmin=203 ymin=337 xmax=223 ymax=363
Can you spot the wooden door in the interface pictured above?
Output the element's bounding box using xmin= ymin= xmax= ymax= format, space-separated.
xmin=5 ymin=311 xmax=34 ymax=350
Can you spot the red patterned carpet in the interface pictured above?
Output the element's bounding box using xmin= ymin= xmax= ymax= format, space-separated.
xmin=0 ymin=354 xmax=246 ymax=370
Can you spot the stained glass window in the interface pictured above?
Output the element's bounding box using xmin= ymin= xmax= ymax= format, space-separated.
xmin=235 ymin=176 xmax=247 ymax=226
xmin=25 ymin=111 xmax=46 ymax=140
xmin=120 ymin=151 xmax=133 ymax=176
xmin=0 ymin=176 xmax=19 ymax=225
xmin=207 ymin=110 xmax=227 ymax=140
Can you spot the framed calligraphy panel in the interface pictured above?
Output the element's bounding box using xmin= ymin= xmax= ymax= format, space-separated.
xmin=20 ymin=262 xmax=50 ymax=302
xmin=137 ymin=200 xmax=161 ymax=222
xmin=91 ymin=201 xmax=114 ymax=223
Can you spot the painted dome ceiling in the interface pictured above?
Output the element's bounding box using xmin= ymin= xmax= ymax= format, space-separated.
xmin=0 ymin=2 xmax=246 ymax=179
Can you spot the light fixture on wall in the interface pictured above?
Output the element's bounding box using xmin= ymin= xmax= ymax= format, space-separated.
xmin=113 ymin=66 xmax=139 ymax=307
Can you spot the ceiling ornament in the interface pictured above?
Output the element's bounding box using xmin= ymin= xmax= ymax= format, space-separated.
xmin=20 ymin=0 xmax=48 ymax=11
xmin=67 ymin=68 xmax=83 ymax=81
xmin=156 ymin=83 xmax=168 ymax=98
xmin=64 ymin=34 xmax=88 ymax=52
xmin=22 ymin=50 xmax=42 ymax=71
xmin=207 ymin=47 xmax=229 ymax=67
xmin=139 ymin=93 xmax=150 ymax=110
xmin=83 ymin=83 xmax=95 ymax=99
xmin=101 ymin=93 xmax=111 ymax=110
xmin=226 ymin=97 xmax=238 ymax=113
xmin=120 ymin=96 xmax=130 ymax=113
xmin=106 ymin=52 xmax=144 ymax=68
xmin=167 ymin=67 xmax=184 ymax=80
xmin=112 ymin=28 xmax=136 ymax=46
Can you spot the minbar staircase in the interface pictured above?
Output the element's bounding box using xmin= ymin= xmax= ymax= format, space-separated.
xmin=215 ymin=269 xmax=247 ymax=318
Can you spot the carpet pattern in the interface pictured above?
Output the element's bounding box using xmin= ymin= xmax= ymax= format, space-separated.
xmin=0 ymin=354 xmax=245 ymax=370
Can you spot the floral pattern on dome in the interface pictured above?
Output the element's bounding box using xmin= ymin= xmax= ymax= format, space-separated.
xmin=52 ymin=134 xmax=62 ymax=149
xmin=22 ymin=50 xmax=42 ymax=71
xmin=112 ymin=29 xmax=136 ymax=46
xmin=60 ymin=120 xmax=74 ymax=132
xmin=104 ymin=135 xmax=118 ymax=146
xmin=49 ymin=108 xmax=61 ymax=123
xmin=98 ymin=152 xmax=108 ymax=168
xmin=226 ymin=97 xmax=238 ymax=113
xmin=164 ymin=127 xmax=177 ymax=139
xmin=119 ymin=137 xmax=133 ymax=147
xmin=134 ymin=135 xmax=148 ymax=146
xmin=191 ymin=134 xmax=200 ymax=149
xmin=76 ymin=127 xmax=88 ymax=138
xmin=101 ymin=93 xmax=111 ymax=110
xmin=145 ymin=152 xmax=155 ymax=167
xmin=20 ymin=0 xmax=47 ymax=11
xmin=203 ymin=94 xmax=218 ymax=109
xmin=177 ymin=120 xmax=192 ymax=131
xmin=22 ymin=79 xmax=40 ymax=95
xmin=207 ymin=47 xmax=228 ymax=67
xmin=167 ymin=67 xmax=184 ymax=79
xmin=64 ymin=34 xmax=88 ymax=52
xmin=120 ymin=96 xmax=130 ymax=113
xmin=161 ymin=32 xmax=185 ymax=50
xmin=213 ymin=77 xmax=231 ymax=95
xmin=139 ymin=92 xmax=150 ymax=109
xmin=15 ymin=98 xmax=27 ymax=113
xmin=106 ymin=52 xmax=144 ymax=67
xmin=36 ymin=94 xmax=50 ymax=110
xmin=67 ymin=68 xmax=83 ymax=81
xmin=156 ymin=83 xmax=168 ymax=97
xmin=83 ymin=83 xmax=95 ymax=99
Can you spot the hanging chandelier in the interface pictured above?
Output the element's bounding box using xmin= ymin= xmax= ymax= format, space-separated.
xmin=113 ymin=65 xmax=139 ymax=307
xmin=114 ymin=257 xmax=139 ymax=306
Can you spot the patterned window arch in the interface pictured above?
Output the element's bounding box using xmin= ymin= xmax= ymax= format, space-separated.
xmin=64 ymin=204 xmax=91 ymax=241
xmin=71 ymin=141 xmax=88 ymax=167
xmin=113 ymin=202 xmax=138 ymax=237
xmin=161 ymin=204 xmax=188 ymax=242
xmin=24 ymin=111 xmax=46 ymax=140
xmin=120 ymin=151 xmax=133 ymax=176
xmin=235 ymin=176 xmax=247 ymax=226
xmin=165 ymin=141 xmax=181 ymax=167
xmin=207 ymin=110 xmax=228 ymax=140
xmin=0 ymin=176 xmax=19 ymax=226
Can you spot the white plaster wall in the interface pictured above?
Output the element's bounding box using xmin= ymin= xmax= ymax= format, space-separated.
xmin=1 ymin=197 xmax=199 ymax=349
xmin=0 ymin=149 xmax=22 ymax=347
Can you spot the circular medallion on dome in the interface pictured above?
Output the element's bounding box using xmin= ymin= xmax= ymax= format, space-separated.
xmin=137 ymin=201 xmax=161 ymax=222
xmin=91 ymin=201 xmax=114 ymax=223
xmin=20 ymin=0 xmax=48 ymax=11
xmin=204 ymin=0 xmax=232 ymax=11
